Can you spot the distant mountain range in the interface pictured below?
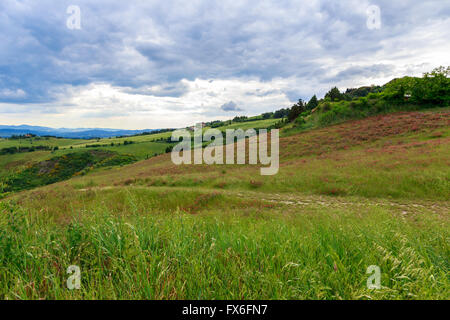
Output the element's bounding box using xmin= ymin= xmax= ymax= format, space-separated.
xmin=0 ymin=125 xmax=156 ymax=139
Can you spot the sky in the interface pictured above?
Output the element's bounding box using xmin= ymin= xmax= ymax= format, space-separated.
xmin=0 ymin=0 xmax=449 ymax=129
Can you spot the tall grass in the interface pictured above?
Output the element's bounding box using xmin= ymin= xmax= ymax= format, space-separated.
xmin=0 ymin=191 xmax=448 ymax=300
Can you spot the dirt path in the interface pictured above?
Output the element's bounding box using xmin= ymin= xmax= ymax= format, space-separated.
xmin=76 ymin=184 xmax=450 ymax=216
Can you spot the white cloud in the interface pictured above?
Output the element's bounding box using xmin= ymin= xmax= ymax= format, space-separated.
xmin=0 ymin=89 xmax=26 ymax=99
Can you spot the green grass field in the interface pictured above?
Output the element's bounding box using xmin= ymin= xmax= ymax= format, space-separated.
xmin=216 ymin=119 xmax=279 ymax=131
xmin=0 ymin=137 xmax=82 ymax=149
xmin=1 ymin=188 xmax=448 ymax=299
xmin=0 ymin=110 xmax=448 ymax=300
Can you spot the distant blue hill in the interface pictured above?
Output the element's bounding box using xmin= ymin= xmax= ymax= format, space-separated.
xmin=0 ymin=125 xmax=156 ymax=139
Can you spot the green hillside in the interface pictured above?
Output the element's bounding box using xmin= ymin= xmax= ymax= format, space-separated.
xmin=0 ymin=69 xmax=448 ymax=300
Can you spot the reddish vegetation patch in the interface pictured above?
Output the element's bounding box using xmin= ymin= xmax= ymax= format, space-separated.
xmin=430 ymin=131 xmax=444 ymax=138
xmin=283 ymin=111 xmax=450 ymax=158
xmin=249 ymin=180 xmax=263 ymax=188
xmin=69 ymin=110 xmax=447 ymax=183
xmin=122 ymin=178 xmax=135 ymax=186
xmin=4 ymin=159 xmax=27 ymax=170
xmin=366 ymin=137 xmax=449 ymax=156
xmin=181 ymin=192 xmax=221 ymax=214
xmin=214 ymin=181 xmax=228 ymax=189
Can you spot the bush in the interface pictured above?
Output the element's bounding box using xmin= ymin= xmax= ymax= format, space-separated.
xmin=317 ymin=110 xmax=337 ymax=126
xmin=295 ymin=116 xmax=306 ymax=125
xmin=96 ymin=154 xmax=137 ymax=167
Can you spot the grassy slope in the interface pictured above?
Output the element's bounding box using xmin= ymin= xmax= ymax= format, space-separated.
xmin=217 ymin=118 xmax=279 ymax=131
xmin=63 ymin=110 xmax=450 ymax=200
xmin=0 ymin=110 xmax=448 ymax=299
xmin=0 ymin=119 xmax=279 ymax=178
xmin=0 ymin=137 xmax=81 ymax=149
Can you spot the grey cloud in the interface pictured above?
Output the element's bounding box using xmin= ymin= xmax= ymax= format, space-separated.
xmin=220 ymin=101 xmax=243 ymax=112
xmin=123 ymin=82 xmax=189 ymax=98
xmin=245 ymin=89 xmax=280 ymax=97
xmin=0 ymin=0 xmax=448 ymax=114
xmin=324 ymin=64 xmax=396 ymax=83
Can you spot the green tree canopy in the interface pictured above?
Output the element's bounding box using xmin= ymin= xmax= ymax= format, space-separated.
xmin=306 ymin=95 xmax=319 ymax=110
xmin=288 ymin=99 xmax=306 ymax=122
xmin=325 ymin=87 xmax=344 ymax=101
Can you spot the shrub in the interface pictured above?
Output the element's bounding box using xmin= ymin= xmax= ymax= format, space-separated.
xmin=295 ymin=116 xmax=306 ymax=125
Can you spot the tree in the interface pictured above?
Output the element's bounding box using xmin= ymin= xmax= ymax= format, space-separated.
xmin=262 ymin=112 xmax=273 ymax=119
xmin=418 ymin=66 xmax=450 ymax=105
xmin=233 ymin=116 xmax=248 ymax=122
xmin=382 ymin=77 xmax=415 ymax=102
xmin=325 ymin=87 xmax=343 ymax=101
xmin=344 ymin=86 xmax=383 ymax=99
xmin=273 ymin=108 xmax=289 ymax=119
xmin=288 ymin=99 xmax=306 ymax=122
xmin=306 ymin=95 xmax=319 ymax=110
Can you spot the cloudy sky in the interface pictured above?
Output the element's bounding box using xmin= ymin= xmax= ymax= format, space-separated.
xmin=0 ymin=0 xmax=449 ymax=129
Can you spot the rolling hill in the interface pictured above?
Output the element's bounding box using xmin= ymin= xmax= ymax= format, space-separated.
xmin=0 ymin=107 xmax=448 ymax=299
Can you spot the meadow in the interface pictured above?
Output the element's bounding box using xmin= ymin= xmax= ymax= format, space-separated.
xmin=1 ymin=188 xmax=447 ymax=299
xmin=0 ymin=109 xmax=448 ymax=299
